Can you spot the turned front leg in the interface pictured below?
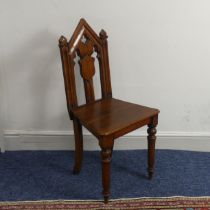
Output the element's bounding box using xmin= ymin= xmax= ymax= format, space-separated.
xmin=147 ymin=116 xmax=158 ymax=179
xmin=101 ymin=148 xmax=112 ymax=203
xmin=99 ymin=137 xmax=114 ymax=204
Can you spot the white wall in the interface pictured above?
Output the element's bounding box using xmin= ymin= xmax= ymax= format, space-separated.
xmin=1 ymin=0 xmax=210 ymax=151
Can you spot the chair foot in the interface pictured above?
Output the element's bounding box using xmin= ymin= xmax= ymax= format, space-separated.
xmin=73 ymin=167 xmax=81 ymax=174
xmin=103 ymin=195 xmax=109 ymax=204
xmin=148 ymin=170 xmax=153 ymax=180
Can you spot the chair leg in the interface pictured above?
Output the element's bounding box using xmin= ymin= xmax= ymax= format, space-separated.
xmin=147 ymin=116 xmax=158 ymax=180
xmin=73 ymin=119 xmax=83 ymax=174
xmin=110 ymin=145 xmax=114 ymax=158
xmin=99 ymin=137 xmax=114 ymax=204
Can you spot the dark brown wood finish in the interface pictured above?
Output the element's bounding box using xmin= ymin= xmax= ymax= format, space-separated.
xmin=147 ymin=115 xmax=158 ymax=180
xmin=59 ymin=18 xmax=160 ymax=203
xmin=72 ymin=118 xmax=83 ymax=174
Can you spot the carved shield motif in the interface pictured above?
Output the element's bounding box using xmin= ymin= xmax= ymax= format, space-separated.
xmin=80 ymin=56 xmax=95 ymax=80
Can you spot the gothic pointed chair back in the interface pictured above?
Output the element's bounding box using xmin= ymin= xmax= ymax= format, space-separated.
xmin=58 ymin=18 xmax=159 ymax=204
xmin=59 ymin=18 xmax=112 ymax=117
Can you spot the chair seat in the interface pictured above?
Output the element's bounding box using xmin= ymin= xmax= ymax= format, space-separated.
xmin=72 ymin=98 xmax=159 ymax=138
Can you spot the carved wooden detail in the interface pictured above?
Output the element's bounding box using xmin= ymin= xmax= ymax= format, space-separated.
xmin=79 ymin=56 xmax=95 ymax=80
xmin=59 ymin=18 xmax=112 ymax=108
xmin=76 ymin=37 xmax=96 ymax=103
xmin=147 ymin=126 xmax=157 ymax=141
xmin=101 ymin=148 xmax=112 ymax=163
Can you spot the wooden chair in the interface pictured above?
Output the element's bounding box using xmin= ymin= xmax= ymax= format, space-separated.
xmin=59 ymin=18 xmax=159 ymax=203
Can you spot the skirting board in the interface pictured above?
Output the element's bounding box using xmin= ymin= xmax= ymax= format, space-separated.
xmin=1 ymin=130 xmax=210 ymax=152
xmin=0 ymin=129 xmax=5 ymax=153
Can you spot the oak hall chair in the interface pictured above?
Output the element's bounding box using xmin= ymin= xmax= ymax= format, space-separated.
xmin=59 ymin=18 xmax=159 ymax=203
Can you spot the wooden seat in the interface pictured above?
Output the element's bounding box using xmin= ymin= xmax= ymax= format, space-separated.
xmin=59 ymin=18 xmax=159 ymax=203
xmin=72 ymin=98 xmax=159 ymax=137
